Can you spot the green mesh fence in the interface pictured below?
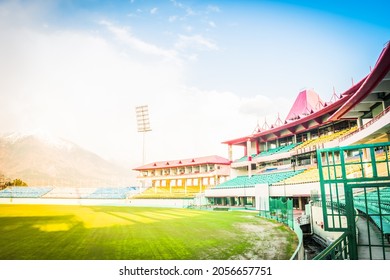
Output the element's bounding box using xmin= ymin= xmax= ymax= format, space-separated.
xmin=259 ymin=197 xmax=294 ymax=229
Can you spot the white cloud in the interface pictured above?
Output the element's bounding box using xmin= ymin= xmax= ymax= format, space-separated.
xmin=0 ymin=20 xmax=256 ymax=169
xmin=207 ymin=5 xmax=221 ymax=13
xmin=170 ymin=0 xmax=198 ymax=17
xmin=143 ymin=86 xmax=256 ymax=161
xmin=168 ymin=15 xmax=178 ymax=22
xmin=0 ymin=10 xmax=288 ymax=172
xmin=238 ymin=95 xmax=291 ymax=123
xmin=100 ymin=20 xmax=177 ymax=61
xmin=175 ymin=34 xmax=219 ymax=51
xmin=184 ymin=25 xmax=193 ymax=32
xmin=0 ymin=5 xmax=249 ymax=171
xmin=0 ymin=20 xmax=186 ymax=167
xmin=208 ymin=21 xmax=216 ymax=28
xmin=170 ymin=0 xmax=183 ymax=8
xmin=150 ymin=7 xmax=158 ymax=15
xmin=3 ymin=0 xmax=380 ymax=170
xmin=186 ymin=7 xmax=196 ymax=16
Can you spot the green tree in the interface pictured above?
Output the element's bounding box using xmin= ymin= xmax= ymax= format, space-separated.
xmin=6 ymin=178 xmax=28 ymax=187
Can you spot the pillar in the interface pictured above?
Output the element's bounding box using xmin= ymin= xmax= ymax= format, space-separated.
xmin=363 ymin=148 xmax=372 ymax=177
xmin=167 ymin=179 xmax=171 ymax=193
xmin=247 ymin=138 xmax=252 ymax=177
xmin=357 ymin=117 xmax=363 ymax=129
xmin=310 ymin=152 xmax=315 ymax=165
xmin=228 ymin=144 xmax=233 ymax=161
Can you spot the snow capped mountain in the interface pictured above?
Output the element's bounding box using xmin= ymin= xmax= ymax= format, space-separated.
xmin=0 ymin=132 xmax=135 ymax=187
xmin=2 ymin=131 xmax=74 ymax=150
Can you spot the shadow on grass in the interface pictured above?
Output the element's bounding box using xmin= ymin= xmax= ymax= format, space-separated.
xmin=0 ymin=207 xmax=296 ymax=260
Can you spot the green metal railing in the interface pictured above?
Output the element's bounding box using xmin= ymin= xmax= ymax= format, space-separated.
xmin=317 ymin=142 xmax=390 ymax=260
xmin=313 ymin=232 xmax=350 ymax=260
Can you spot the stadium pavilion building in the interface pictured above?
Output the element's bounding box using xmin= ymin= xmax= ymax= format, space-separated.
xmin=133 ymin=155 xmax=231 ymax=199
xmin=204 ymin=42 xmax=390 ymax=212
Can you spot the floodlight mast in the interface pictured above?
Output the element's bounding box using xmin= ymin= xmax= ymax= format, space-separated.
xmin=135 ymin=105 xmax=152 ymax=165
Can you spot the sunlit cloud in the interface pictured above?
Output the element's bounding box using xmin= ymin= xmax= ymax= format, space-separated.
xmin=0 ymin=0 xmax=388 ymax=171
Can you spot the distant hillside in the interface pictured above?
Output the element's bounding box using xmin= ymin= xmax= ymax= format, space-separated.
xmin=0 ymin=133 xmax=134 ymax=187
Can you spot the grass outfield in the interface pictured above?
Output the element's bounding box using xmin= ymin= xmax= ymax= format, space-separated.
xmin=0 ymin=204 xmax=298 ymax=260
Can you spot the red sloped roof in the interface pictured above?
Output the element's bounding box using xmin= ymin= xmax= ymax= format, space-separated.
xmin=285 ymin=89 xmax=324 ymax=121
xmin=133 ymin=155 xmax=231 ymax=171
xmin=222 ymin=77 xmax=366 ymax=146
xmin=329 ymin=42 xmax=390 ymax=121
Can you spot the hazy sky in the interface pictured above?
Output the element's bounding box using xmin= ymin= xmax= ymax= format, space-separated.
xmin=0 ymin=0 xmax=389 ymax=169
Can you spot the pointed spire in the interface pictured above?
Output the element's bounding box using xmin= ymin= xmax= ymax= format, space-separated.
xmin=274 ymin=112 xmax=283 ymax=127
xmin=262 ymin=117 xmax=270 ymax=130
xmin=330 ymin=86 xmax=339 ymax=103
xmin=252 ymin=120 xmax=261 ymax=134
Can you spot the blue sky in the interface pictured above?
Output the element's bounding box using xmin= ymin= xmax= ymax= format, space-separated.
xmin=0 ymin=0 xmax=389 ymax=176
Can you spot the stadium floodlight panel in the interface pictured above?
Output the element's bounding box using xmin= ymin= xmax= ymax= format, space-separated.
xmin=135 ymin=105 xmax=152 ymax=132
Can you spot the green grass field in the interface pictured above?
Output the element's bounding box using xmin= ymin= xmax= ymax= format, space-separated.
xmin=0 ymin=204 xmax=297 ymax=260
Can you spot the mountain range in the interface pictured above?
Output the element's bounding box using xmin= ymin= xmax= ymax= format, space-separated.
xmin=0 ymin=133 xmax=135 ymax=187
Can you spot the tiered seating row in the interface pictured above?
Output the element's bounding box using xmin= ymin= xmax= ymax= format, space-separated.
xmin=255 ymin=143 xmax=300 ymax=158
xmin=278 ymin=168 xmax=320 ymax=184
xmin=234 ymin=154 xmax=257 ymax=162
xmin=293 ymin=126 xmax=357 ymax=151
xmin=233 ymin=143 xmax=301 ymax=162
xmin=214 ymin=170 xmax=305 ymax=189
xmin=0 ymin=187 xmax=53 ymax=198
xmin=0 ymin=187 xmax=138 ymax=199
xmin=84 ymin=187 xmax=138 ymax=199
xmin=132 ymin=186 xmax=202 ymax=199
xmin=42 ymin=187 xmax=97 ymax=198
xmin=354 ymin=188 xmax=390 ymax=235
xmin=278 ymin=159 xmax=369 ymax=185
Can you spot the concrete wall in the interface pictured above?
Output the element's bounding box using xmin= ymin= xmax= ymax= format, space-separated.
xmin=309 ymin=204 xmax=344 ymax=245
xmin=270 ymin=182 xmax=320 ymax=197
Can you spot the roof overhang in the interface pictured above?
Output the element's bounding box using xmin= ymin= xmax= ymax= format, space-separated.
xmin=329 ymin=42 xmax=390 ymax=121
xmin=133 ymin=155 xmax=231 ymax=171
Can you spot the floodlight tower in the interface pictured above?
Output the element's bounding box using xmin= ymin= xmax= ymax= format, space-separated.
xmin=135 ymin=105 xmax=152 ymax=165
